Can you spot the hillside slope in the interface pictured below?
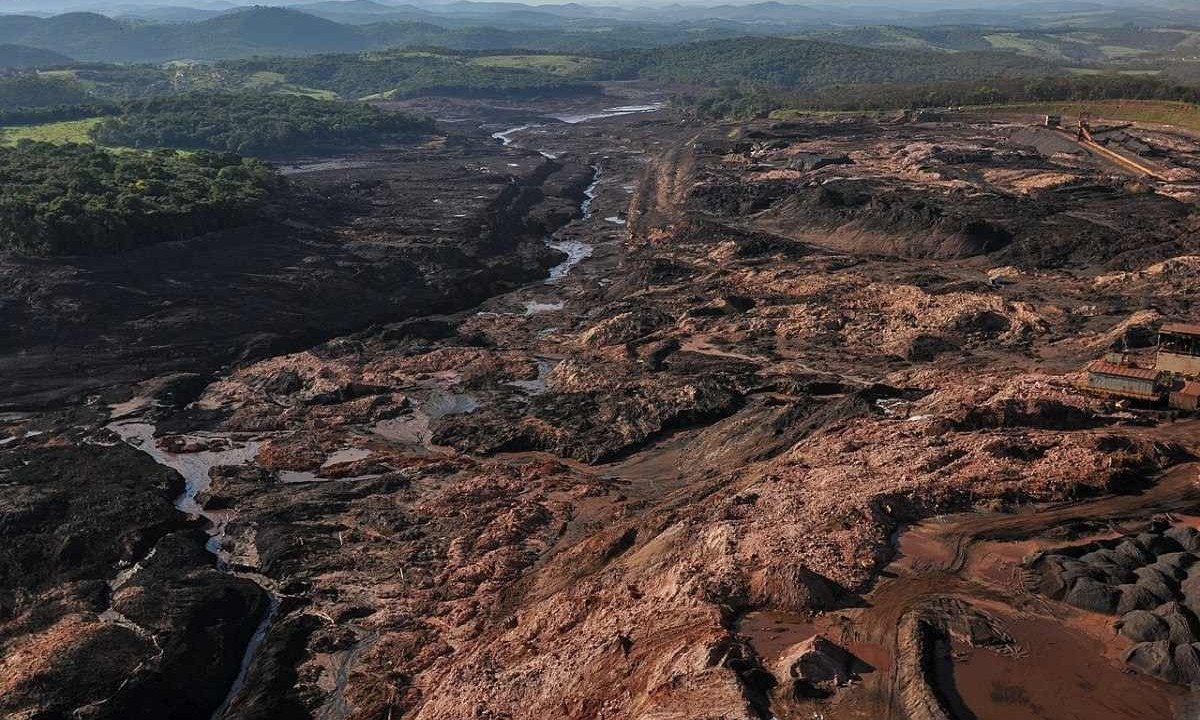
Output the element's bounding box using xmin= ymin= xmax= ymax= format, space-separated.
xmin=603 ymin=37 xmax=1057 ymax=89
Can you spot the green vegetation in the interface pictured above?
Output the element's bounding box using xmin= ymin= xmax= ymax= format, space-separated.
xmin=689 ymin=74 xmax=1200 ymax=119
xmin=222 ymin=51 xmax=600 ymax=100
xmin=0 ymin=142 xmax=281 ymax=255
xmin=0 ymin=102 xmax=117 ymax=128
xmin=91 ymin=93 xmax=435 ymax=156
xmin=0 ymin=44 xmax=73 ymax=69
xmin=0 ymin=117 xmax=106 ymax=146
xmin=467 ymin=54 xmax=598 ymax=75
xmin=0 ymin=7 xmax=744 ymax=64
xmin=597 ymin=37 xmax=1056 ymax=91
xmin=242 ymin=71 xmax=338 ymax=100
xmin=0 ymin=74 xmax=89 ymax=110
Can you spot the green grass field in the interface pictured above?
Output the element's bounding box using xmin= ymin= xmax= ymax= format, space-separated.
xmin=467 ymin=54 xmax=596 ymax=75
xmin=0 ymin=117 xmax=106 ymax=146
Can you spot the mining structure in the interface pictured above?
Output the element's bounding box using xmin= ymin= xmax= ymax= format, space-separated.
xmin=1087 ymin=323 xmax=1200 ymax=409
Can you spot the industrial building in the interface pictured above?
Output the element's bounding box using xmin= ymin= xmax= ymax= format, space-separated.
xmin=1084 ymin=323 xmax=1200 ymax=410
xmin=1085 ymin=359 xmax=1161 ymax=400
xmin=1170 ymin=380 xmax=1200 ymax=412
xmin=1157 ymin=323 xmax=1200 ymax=377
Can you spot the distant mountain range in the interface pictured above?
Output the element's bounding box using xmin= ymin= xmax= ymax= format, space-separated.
xmin=0 ymin=5 xmax=797 ymax=62
xmin=4 ymin=0 xmax=1197 ymax=25
xmin=1 ymin=1 xmax=1199 ymax=64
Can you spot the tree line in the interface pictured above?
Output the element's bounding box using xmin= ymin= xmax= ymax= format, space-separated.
xmin=591 ymin=37 xmax=1055 ymax=90
xmin=0 ymin=142 xmax=283 ymax=256
xmin=222 ymin=52 xmax=600 ymax=100
xmin=90 ymin=93 xmax=436 ymax=156
xmin=687 ymin=74 xmax=1200 ymax=118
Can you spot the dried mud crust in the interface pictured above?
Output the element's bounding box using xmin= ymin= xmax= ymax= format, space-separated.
xmin=632 ymin=117 xmax=1200 ymax=270
xmin=4 ymin=109 xmax=1200 ymax=720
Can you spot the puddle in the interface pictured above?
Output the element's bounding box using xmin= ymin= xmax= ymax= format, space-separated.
xmin=739 ymin=611 xmax=819 ymax=662
xmin=373 ymin=390 xmax=478 ymax=448
xmin=108 ymin=417 xmax=277 ymax=715
xmin=523 ymin=300 xmax=565 ymax=315
xmin=508 ymin=358 xmax=558 ymax=395
xmin=739 ymin=610 xmax=890 ymax=679
xmin=546 ymin=239 xmax=594 ymax=283
xmin=549 ymin=103 xmax=664 ymax=124
xmin=492 ymin=125 xmax=533 ymax=146
xmin=109 ymin=421 xmax=260 ymax=518
xmin=580 ymin=169 xmax=600 ymax=220
xmin=322 ymin=447 xmax=373 ymax=467
xmin=949 ymin=615 xmax=1184 ymax=720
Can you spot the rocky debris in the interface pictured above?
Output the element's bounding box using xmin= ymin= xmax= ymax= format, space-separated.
xmin=1034 ymin=521 xmax=1200 ymax=683
xmin=787 ymin=153 xmax=853 ymax=172
xmin=432 ymin=371 xmax=745 ymax=462
xmin=636 ymin=119 xmax=1199 ymax=270
xmin=579 ymin=307 xmax=674 ymax=348
xmin=1121 ymin=639 xmax=1200 ymax=685
xmin=896 ymin=613 xmax=955 ymax=720
xmin=773 ymin=634 xmax=862 ymax=698
xmin=1119 ymin=610 xmax=1170 ymax=642
xmin=904 ymin=334 xmax=959 ymax=362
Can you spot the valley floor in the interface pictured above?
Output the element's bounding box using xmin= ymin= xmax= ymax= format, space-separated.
xmin=3 ymin=96 xmax=1200 ymax=720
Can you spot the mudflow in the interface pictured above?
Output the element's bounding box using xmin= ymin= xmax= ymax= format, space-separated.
xmin=3 ymin=96 xmax=1200 ymax=720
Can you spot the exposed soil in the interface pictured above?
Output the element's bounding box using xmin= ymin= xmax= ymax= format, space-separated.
xmin=3 ymin=101 xmax=1200 ymax=720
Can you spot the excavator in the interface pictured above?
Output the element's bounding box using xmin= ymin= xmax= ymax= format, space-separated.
xmin=1062 ymin=111 xmax=1163 ymax=180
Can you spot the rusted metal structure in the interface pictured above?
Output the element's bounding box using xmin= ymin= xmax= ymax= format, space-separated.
xmin=1157 ymin=323 xmax=1200 ymax=377
xmin=1170 ymin=380 xmax=1200 ymax=411
xmin=1085 ymin=360 xmax=1161 ymax=400
xmin=1084 ymin=322 xmax=1200 ymax=408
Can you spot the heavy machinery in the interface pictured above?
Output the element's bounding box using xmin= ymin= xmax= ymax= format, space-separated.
xmin=1058 ymin=110 xmax=1162 ymax=179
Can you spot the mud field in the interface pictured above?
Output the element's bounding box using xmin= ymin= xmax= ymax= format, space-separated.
xmin=2 ymin=101 xmax=1200 ymax=720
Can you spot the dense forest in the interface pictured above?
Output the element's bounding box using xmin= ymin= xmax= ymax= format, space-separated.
xmin=0 ymin=74 xmax=89 ymax=110
xmin=689 ymin=74 xmax=1200 ymax=118
xmin=222 ymin=52 xmax=600 ymax=100
xmin=0 ymin=142 xmax=281 ymax=255
xmin=0 ymin=102 xmax=114 ymax=127
xmin=91 ymin=94 xmax=436 ymax=156
xmin=598 ymin=37 xmax=1056 ymax=90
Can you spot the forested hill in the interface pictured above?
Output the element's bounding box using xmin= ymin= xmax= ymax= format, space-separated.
xmin=0 ymin=44 xmax=73 ymax=70
xmin=0 ymin=9 xmax=363 ymax=63
xmin=91 ymin=94 xmax=436 ymax=156
xmin=0 ymin=143 xmax=282 ymax=256
xmin=0 ymin=7 xmax=741 ymax=63
xmin=601 ymin=37 xmax=1058 ymax=90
